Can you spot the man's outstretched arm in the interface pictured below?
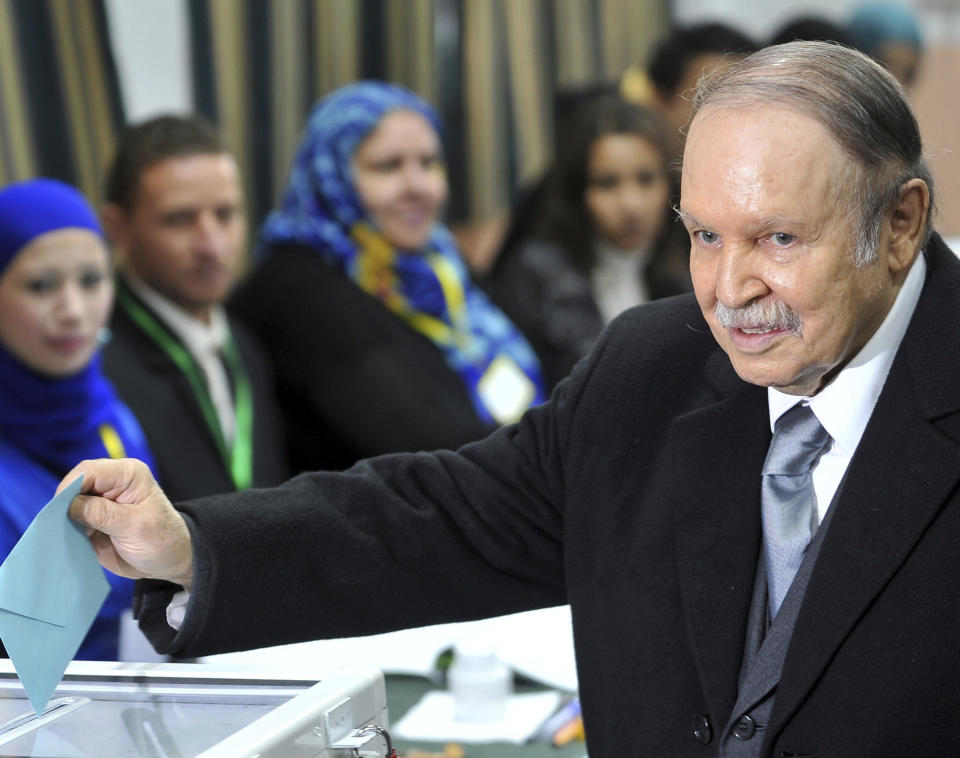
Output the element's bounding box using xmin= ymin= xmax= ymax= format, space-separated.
xmin=62 ymin=458 xmax=194 ymax=589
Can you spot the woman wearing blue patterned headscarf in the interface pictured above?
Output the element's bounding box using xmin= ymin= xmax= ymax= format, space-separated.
xmin=0 ymin=178 xmax=155 ymax=660
xmin=231 ymin=81 xmax=546 ymax=472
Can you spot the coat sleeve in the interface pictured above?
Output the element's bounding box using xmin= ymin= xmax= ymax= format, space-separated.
xmin=134 ymin=328 xmax=618 ymax=659
xmin=135 ymin=295 xmax=712 ymax=660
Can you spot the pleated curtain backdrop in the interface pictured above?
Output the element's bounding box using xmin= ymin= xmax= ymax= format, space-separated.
xmin=186 ymin=0 xmax=668 ymax=236
xmin=0 ymin=0 xmax=124 ymax=203
xmin=0 ymin=0 xmax=667 ymax=247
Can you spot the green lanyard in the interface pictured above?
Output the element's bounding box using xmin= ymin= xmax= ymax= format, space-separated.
xmin=117 ymin=285 xmax=254 ymax=491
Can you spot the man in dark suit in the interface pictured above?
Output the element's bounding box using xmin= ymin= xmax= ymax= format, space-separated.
xmin=100 ymin=115 xmax=288 ymax=500
xmin=68 ymin=42 xmax=956 ymax=756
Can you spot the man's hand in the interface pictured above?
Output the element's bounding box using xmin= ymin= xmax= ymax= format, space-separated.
xmin=61 ymin=458 xmax=194 ymax=589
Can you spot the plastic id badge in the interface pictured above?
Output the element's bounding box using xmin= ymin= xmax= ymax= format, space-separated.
xmin=477 ymin=355 xmax=536 ymax=425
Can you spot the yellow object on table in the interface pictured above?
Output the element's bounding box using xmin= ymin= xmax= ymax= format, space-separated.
xmin=403 ymin=744 xmax=465 ymax=758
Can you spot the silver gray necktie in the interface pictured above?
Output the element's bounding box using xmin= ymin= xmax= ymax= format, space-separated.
xmin=761 ymin=403 xmax=831 ymax=619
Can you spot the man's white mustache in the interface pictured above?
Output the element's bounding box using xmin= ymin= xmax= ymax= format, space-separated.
xmin=715 ymin=298 xmax=803 ymax=335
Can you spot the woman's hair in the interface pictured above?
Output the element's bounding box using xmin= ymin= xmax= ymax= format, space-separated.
xmin=533 ymin=94 xmax=674 ymax=274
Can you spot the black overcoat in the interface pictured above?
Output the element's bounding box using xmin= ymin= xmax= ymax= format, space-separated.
xmin=140 ymin=234 xmax=960 ymax=756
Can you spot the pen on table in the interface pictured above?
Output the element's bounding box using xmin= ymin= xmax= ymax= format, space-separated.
xmin=552 ymin=714 xmax=585 ymax=747
xmin=533 ymin=696 xmax=581 ymax=742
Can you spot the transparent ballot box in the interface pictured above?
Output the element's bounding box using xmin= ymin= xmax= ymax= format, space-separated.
xmin=0 ymin=661 xmax=389 ymax=757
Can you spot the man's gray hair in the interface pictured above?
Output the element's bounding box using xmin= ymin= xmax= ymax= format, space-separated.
xmin=690 ymin=40 xmax=935 ymax=265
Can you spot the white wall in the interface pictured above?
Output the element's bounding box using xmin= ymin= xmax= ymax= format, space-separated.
xmin=673 ymin=0 xmax=849 ymax=41
xmin=672 ymin=0 xmax=959 ymax=46
xmin=104 ymin=0 xmax=192 ymax=122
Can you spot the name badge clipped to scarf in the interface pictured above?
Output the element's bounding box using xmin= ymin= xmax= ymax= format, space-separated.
xmin=477 ymin=354 xmax=536 ymax=425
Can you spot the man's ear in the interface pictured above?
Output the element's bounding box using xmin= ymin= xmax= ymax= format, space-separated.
xmin=100 ymin=203 xmax=128 ymax=249
xmin=886 ymin=178 xmax=930 ymax=274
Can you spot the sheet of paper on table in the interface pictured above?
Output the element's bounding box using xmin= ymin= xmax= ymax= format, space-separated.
xmin=200 ymin=605 xmax=578 ymax=692
xmin=391 ymin=689 xmax=564 ymax=744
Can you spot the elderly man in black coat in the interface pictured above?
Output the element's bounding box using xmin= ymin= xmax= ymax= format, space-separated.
xmin=67 ymin=42 xmax=957 ymax=757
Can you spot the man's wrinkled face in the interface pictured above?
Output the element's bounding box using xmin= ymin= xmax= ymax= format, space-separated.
xmin=680 ymin=105 xmax=901 ymax=396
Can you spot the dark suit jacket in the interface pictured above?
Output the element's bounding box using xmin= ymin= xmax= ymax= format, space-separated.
xmin=140 ymin=235 xmax=960 ymax=756
xmin=103 ymin=281 xmax=289 ymax=501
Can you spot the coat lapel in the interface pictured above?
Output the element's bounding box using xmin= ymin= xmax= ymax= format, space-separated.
xmin=672 ymin=352 xmax=770 ymax=721
xmin=768 ymin=235 xmax=960 ymax=741
xmin=116 ymin=294 xmax=228 ymax=457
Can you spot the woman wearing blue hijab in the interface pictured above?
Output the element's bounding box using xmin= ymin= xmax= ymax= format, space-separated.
xmin=0 ymin=178 xmax=155 ymax=660
xmin=230 ymin=81 xmax=546 ymax=472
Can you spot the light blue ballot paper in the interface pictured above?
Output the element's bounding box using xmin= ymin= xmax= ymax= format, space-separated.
xmin=0 ymin=475 xmax=109 ymax=715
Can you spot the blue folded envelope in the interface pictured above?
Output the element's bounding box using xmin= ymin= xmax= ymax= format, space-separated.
xmin=0 ymin=476 xmax=109 ymax=715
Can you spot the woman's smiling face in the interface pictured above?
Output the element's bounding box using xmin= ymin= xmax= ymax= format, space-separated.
xmin=352 ymin=109 xmax=448 ymax=251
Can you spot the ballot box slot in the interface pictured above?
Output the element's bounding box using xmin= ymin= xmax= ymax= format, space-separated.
xmin=0 ymin=697 xmax=89 ymax=745
xmin=0 ymin=672 xmax=314 ymax=705
xmin=58 ymin=673 xmax=316 ymax=687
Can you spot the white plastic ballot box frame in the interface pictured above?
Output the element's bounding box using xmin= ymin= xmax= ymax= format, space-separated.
xmin=0 ymin=659 xmax=389 ymax=757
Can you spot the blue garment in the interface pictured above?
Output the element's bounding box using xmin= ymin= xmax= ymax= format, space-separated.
xmin=0 ymin=344 xmax=154 ymax=662
xmin=0 ymin=347 xmax=155 ymax=476
xmin=259 ymin=81 xmax=546 ymax=425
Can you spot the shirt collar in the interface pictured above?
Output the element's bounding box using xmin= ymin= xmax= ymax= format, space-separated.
xmin=768 ymin=250 xmax=927 ymax=453
xmin=593 ymin=237 xmax=651 ymax=273
xmin=123 ymin=271 xmax=229 ymax=357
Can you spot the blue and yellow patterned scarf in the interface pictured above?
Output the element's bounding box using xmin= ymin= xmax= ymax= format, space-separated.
xmin=259 ymin=81 xmax=546 ymax=425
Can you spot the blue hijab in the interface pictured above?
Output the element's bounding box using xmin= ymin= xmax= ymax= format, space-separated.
xmin=259 ymin=81 xmax=545 ymax=424
xmin=848 ymin=2 xmax=923 ymax=55
xmin=0 ymin=178 xmax=155 ymax=475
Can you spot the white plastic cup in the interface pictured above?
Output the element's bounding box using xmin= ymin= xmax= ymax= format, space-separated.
xmin=448 ymin=638 xmax=512 ymax=722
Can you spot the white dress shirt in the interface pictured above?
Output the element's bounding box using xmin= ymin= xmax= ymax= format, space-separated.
xmin=124 ymin=273 xmax=236 ymax=444
xmin=590 ymin=239 xmax=651 ymax=325
xmin=768 ymin=252 xmax=927 ymax=523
